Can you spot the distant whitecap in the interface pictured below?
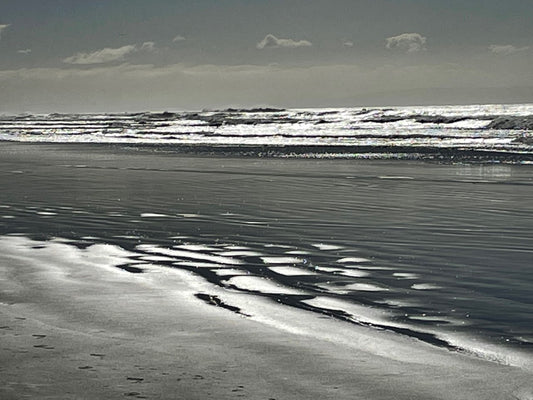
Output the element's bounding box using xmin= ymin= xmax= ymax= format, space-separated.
xmin=285 ymin=250 xmax=310 ymax=255
xmin=312 ymin=243 xmax=343 ymax=250
xmin=378 ymin=176 xmax=415 ymax=180
xmin=177 ymin=213 xmax=201 ymax=218
xmin=223 ymin=245 xmax=251 ymax=250
xmin=411 ymin=283 xmax=442 ymax=290
xmin=338 ymin=270 xmax=371 ymax=278
xmin=393 ymin=272 xmax=420 ymax=279
xmin=337 ymin=257 xmax=370 ymax=263
xmin=261 ymin=256 xmax=302 ymax=264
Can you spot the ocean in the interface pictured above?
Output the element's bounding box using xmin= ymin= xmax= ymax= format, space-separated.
xmin=1 ymin=103 xmax=532 ymax=162
xmin=1 ymin=104 xmax=532 ymax=381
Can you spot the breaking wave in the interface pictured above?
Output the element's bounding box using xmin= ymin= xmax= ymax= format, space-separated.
xmin=1 ymin=103 xmax=532 ymax=162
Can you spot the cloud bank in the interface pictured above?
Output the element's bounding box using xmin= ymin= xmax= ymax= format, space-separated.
xmin=0 ymin=24 xmax=9 ymax=40
xmin=63 ymin=42 xmax=156 ymax=65
xmin=386 ymin=33 xmax=427 ymax=53
xmin=257 ymin=34 xmax=312 ymax=49
xmin=489 ymin=44 xmax=530 ymax=55
xmin=2 ymin=60 xmax=532 ymax=113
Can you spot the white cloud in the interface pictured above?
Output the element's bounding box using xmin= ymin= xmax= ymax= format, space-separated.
xmin=140 ymin=41 xmax=156 ymax=51
xmin=172 ymin=35 xmax=186 ymax=43
xmin=0 ymin=24 xmax=9 ymax=40
xmin=256 ymin=34 xmax=312 ymax=49
xmin=386 ymin=33 xmax=427 ymax=53
xmin=63 ymin=44 xmax=138 ymax=64
xmin=343 ymin=40 xmax=354 ymax=48
xmin=489 ymin=44 xmax=530 ymax=55
xmin=63 ymin=42 xmax=156 ymax=65
xmin=17 ymin=49 xmax=32 ymax=54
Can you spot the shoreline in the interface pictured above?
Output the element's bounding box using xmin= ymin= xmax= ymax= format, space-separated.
xmin=1 ymin=140 xmax=533 ymax=163
xmin=2 ymin=235 xmax=533 ymax=400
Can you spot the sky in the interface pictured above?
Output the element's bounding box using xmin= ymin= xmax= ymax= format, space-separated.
xmin=1 ymin=0 xmax=532 ymax=113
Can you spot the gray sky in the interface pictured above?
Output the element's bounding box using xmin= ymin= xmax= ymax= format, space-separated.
xmin=1 ymin=0 xmax=532 ymax=112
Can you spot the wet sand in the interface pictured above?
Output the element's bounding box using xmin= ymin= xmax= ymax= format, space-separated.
xmin=1 ymin=143 xmax=533 ymax=399
xmin=2 ymin=236 xmax=532 ymax=400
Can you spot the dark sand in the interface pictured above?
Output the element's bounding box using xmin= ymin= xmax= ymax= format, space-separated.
xmin=1 ymin=143 xmax=532 ymax=399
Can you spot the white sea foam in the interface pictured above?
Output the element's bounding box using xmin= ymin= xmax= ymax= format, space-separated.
xmin=285 ymin=250 xmax=311 ymax=255
xmin=312 ymin=243 xmax=343 ymax=250
xmin=268 ymin=266 xmax=317 ymax=276
xmin=393 ymin=272 xmax=420 ymax=279
xmin=37 ymin=211 xmax=57 ymax=216
xmin=411 ymin=283 xmax=442 ymax=290
xmin=140 ymin=213 xmax=170 ymax=218
xmin=223 ymin=245 xmax=251 ymax=250
xmin=338 ymin=270 xmax=372 ymax=278
xmin=378 ymin=176 xmax=415 ymax=180
xmin=261 ymin=256 xmax=302 ymax=264
xmin=177 ymin=213 xmax=201 ymax=218
xmin=337 ymin=257 xmax=371 ymax=263
xmin=263 ymin=244 xmax=293 ymax=249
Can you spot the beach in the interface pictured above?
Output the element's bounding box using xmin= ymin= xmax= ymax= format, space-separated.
xmin=1 ymin=142 xmax=533 ymax=399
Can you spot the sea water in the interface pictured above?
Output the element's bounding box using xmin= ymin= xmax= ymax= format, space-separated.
xmin=0 ymin=104 xmax=532 ymax=162
xmin=0 ymin=104 xmax=532 ymax=370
